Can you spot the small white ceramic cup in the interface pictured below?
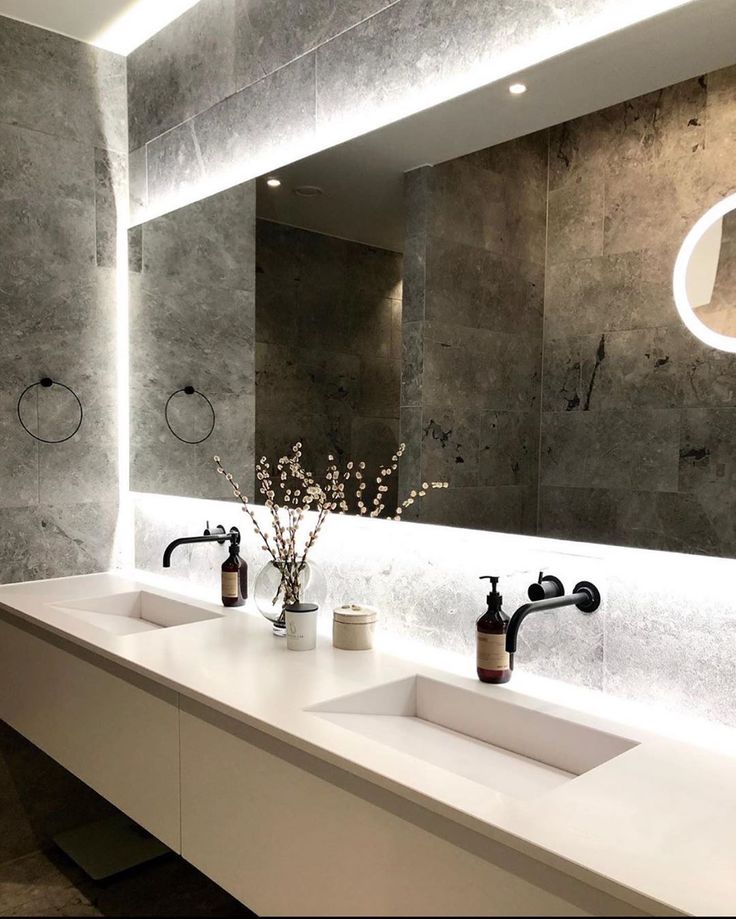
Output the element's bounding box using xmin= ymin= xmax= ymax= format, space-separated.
xmin=285 ymin=602 xmax=319 ymax=651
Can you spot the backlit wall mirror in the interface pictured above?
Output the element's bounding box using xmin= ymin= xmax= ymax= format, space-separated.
xmin=674 ymin=193 xmax=736 ymax=352
xmin=130 ymin=67 xmax=736 ymax=560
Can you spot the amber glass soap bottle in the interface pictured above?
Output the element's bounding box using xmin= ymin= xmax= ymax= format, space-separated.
xmin=476 ymin=575 xmax=511 ymax=684
xmin=221 ymin=542 xmax=248 ymax=607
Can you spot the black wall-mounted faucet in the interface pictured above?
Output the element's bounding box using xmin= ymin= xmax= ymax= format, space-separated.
xmin=505 ymin=578 xmax=601 ymax=666
xmin=162 ymin=522 xmax=240 ymax=568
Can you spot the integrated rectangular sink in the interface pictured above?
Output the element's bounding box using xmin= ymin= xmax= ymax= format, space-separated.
xmin=49 ymin=590 xmax=225 ymax=637
xmin=310 ymin=676 xmax=638 ymax=799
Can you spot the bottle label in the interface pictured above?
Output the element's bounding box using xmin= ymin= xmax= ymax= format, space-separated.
xmin=222 ymin=571 xmax=239 ymax=599
xmin=477 ymin=633 xmax=510 ymax=671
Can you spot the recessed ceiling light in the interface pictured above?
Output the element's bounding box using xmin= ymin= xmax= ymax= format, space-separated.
xmin=294 ymin=185 xmax=324 ymax=198
xmin=509 ymin=82 xmax=527 ymax=95
xmin=266 ymin=177 xmax=281 ymax=188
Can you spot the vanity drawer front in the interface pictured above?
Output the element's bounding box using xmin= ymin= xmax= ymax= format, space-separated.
xmin=0 ymin=616 xmax=181 ymax=851
xmin=179 ymin=700 xmax=646 ymax=917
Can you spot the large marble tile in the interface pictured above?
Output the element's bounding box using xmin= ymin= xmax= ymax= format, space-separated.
xmin=538 ymin=485 xmax=733 ymax=556
xmin=38 ymin=377 xmax=117 ymax=506
xmin=126 ymin=0 xmax=263 ymax=150
xmin=356 ymin=356 xmax=399 ymax=419
xmin=255 ymin=274 xmax=300 ymax=348
xmin=129 ymin=0 xmax=390 ymax=151
xmin=416 ymin=484 xmax=538 ymax=537
xmin=246 ymin=0 xmax=394 ymax=78
xmin=682 ymin=334 xmax=736 ymax=407
xmin=128 ymin=146 xmax=148 ymax=224
xmin=425 ymin=157 xmax=546 ymax=266
xmin=0 ymin=387 xmax=38 ymax=509
xmin=401 ymin=233 xmax=427 ymax=324
xmin=397 ymin=405 xmax=422 ymax=501
xmin=348 ymin=295 xmax=401 ymax=363
xmin=0 ymin=261 xmax=115 ymax=378
xmin=314 ymin=0 xmax=614 ymax=144
xmin=141 ymin=181 xmax=255 ymax=292
xmin=603 ymin=155 xmax=711 ymax=258
xmin=400 ymin=321 xmax=423 ymax=408
xmin=478 ymin=410 xmax=539 ymax=487
xmin=94 ymin=147 xmax=126 ymax=268
xmin=426 ymin=236 xmax=543 ymax=335
xmin=422 ymin=322 xmax=540 ymax=413
xmin=588 ymin=327 xmax=682 ymax=410
xmin=0 ymin=501 xmax=118 ymax=586
xmin=0 ymin=16 xmax=126 ymax=152
xmin=462 ymin=129 xmax=549 ymax=213
xmin=540 ymin=408 xmax=680 ymax=492
xmin=543 ymin=247 xmax=677 ymax=338
xmin=0 ymin=122 xmax=93 ymax=205
xmin=549 ymin=76 xmax=706 ymax=190
xmin=131 ymin=386 xmax=254 ymax=501
xmin=426 ymin=158 xmax=506 ymax=251
xmin=0 ymin=198 xmax=95 ymax=270
xmin=255 ymin=342 xmax=358 ymax=418
xmin=544 ymin=328 xmax=683 ymax=412
xmin=146 ymin=56 xmax=316 ymax=214
xmin=705 ymin=64 xmax=736 ymax=155
xmin=546 ymin=176 xmax=605 ymax=265
xmin=419 ymin=405 xmax=480 ymax=488
xmin=679 ymin=407 xmax=736 ymax=492
xmin=129 ymin=276 xmax=254 ymax=397
xmin=541 ymin=335 xmax=585 ymax=413
xmin=0 ymin=123 xmax=96 ymax=269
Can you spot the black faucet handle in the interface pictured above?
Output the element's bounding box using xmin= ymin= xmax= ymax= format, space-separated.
xmin=204 ymin=522 xmax=227 ymax=539
xmin=528 ymin=572 xmax=565 ymax=601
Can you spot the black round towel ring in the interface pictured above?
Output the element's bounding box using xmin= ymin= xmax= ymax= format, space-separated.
xmin=164 ymin=386 xmax=216 ymax=445
xmin=17 ymin=377 xmax=83 ymax=444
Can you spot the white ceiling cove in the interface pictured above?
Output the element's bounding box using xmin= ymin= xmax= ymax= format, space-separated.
xmin=0 ymin=0 xmax=200 ymax=53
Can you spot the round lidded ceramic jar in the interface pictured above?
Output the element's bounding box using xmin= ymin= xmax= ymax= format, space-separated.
xmin=332 ymin=604 xmax=379 ymax=651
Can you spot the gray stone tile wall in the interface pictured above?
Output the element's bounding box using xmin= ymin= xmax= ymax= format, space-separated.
xmin=126 ymin=0 xmax=645 ymax=221
xmin=130 ymin=183 xmax=256 ymax=500
xmin=539 ymin=67 xmax=736 ymax=557
xmin=0 ymin=16 xmax=124 ymax=576
xmin=0 ymin=13 xmax=126 ymax=876
xmin=255 ymin=219 xmax=401 ymax=510
xmin=401 ymin=65 xmax=736 ymax=555
xmin=401 ymin=134 xmax=548 ymax=533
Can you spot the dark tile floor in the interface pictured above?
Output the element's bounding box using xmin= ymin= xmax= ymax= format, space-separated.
xmin=0 ymin=846 xmax=254 ymax=917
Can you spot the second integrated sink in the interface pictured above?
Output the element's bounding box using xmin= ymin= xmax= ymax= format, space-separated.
xmin=49 ymin=590 xmax=225 ymax=637
xmin=310 ymin=676 xmax=638 ymax=799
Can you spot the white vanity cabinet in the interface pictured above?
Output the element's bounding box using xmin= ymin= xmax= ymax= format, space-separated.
xmin=178 ymin=699 xmax=649 ymax=917
xmin=0 ymin=615 xmax=181 ymax=850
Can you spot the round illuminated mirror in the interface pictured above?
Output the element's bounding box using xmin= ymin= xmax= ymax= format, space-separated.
xmin=674 ymin=192 xmax=736 ymax=352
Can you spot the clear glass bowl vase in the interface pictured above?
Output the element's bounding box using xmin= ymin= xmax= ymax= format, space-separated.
xmin=254 ymin=559 xmax=327 ymax=636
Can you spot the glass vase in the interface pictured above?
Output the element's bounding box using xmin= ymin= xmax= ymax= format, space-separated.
xmin=254 ymin=559 xmax=327 ymax=636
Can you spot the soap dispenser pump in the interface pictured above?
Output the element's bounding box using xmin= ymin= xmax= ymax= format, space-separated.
xmin=476 ymin=576 xmax=511 ymax=684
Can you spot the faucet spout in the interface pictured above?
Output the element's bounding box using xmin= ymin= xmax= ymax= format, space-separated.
xmin=162 ymin=525 xmax=240 ymax=568
xmin=505 ymin=581 xmax=601 ymax=656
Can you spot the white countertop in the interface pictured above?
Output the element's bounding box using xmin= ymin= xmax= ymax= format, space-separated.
xmin=1 ymin=569 xmax=735 ymax=917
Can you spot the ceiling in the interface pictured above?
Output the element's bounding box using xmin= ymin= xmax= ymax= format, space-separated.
xmin=0 ymin=0 xmax=200 ymax=53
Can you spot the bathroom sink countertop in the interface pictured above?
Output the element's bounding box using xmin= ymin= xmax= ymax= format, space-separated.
xmin=1 ymin=570 xmax=735 ymax=917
